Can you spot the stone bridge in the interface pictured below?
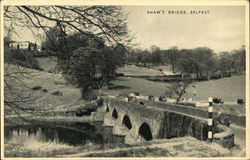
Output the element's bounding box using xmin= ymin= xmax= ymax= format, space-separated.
xmin=102 ymin=98 xmax=212 ymax=144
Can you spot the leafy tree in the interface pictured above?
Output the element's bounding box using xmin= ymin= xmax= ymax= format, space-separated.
xmin=100 ymin=45 xmax=126 ymax=79
xmin=43 ymin=30 xmax=105 ymax=73
xmin=218 ymin=52 xmax=233 ymax=75
xmin=151 ymin=50 xmax=163 ymax=65
xmin=41 ymin=27 xmax=62 ymax=55
xmin=68 ymin=47 xmax=101 ymax=93
xmin=68 ymin=46 xmax=126 ymax=99
xmin=230 ymin=46 xmax=246 ymax=73
xmin=178 ymin=58 xmax=199 ymax=76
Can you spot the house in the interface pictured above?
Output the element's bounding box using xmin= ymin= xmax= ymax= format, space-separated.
xmin=9 ymin=42 xmax=19 ymax=49
xmin=37 ymin=46 xmax=41 ymax=52
xmin=9 ymin=41 xmax=37 ymax=51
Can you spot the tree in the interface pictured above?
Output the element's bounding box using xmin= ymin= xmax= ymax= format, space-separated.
xmin=218 ymin=52 xmax=234 ymax=76
xmin=178 ymin=58 xmax=199 ymax=77
xmin=41 ymin=27 xmax=62 ymax=55
xmin=230 ymin=46 xmax=246 ymax=74
xmin=4 ymin=62 xmax=47 ymax=122
xmin=4 ymin=6 xmax=131 ymax=117
xmin=42 ymin=29 xmax=105 ymax=73
xmin=169 ymin=46 xmax=178 ymax=72
xmin=150 ymin=45 xmax=160 ymax=53
xmin=67 ymin=46 xmax=126 ymax=99
xmin=4 ymin=6 xmax=130 ymax=47
xmin=100 ymin=45 xmax=126 ymax=79
xmin=165 ymin=79 xmax=193 ymax=104
xmin=151 ymin=49 xmax=163 ymax=65
xmin=68 ymin=47 xmax=100 ymax=95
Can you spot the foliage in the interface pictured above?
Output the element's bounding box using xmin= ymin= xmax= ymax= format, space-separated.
xmin=68 ymin=47 xmax=101 ymax=89
xmin=67 ymin=46 xmax=126 ymax=99
xmin=4 ymin=5 xmax=131 ymax=117
xmin=32 ymin=86 xmax=42 ymax=91
xmin=4 ymin=36 xmax=13 ymax=49
xmin=51 ymin=90 xmax=63 ymax=96
xmin=5 ymin=49 xmax=42 ymax=71
xmin=127 ymin=45 xmax=245 ymax=78
xmin=4 ymin=6 xmax=130 ymax=47
xmin=165 ymin=79 xmax=193 ymax=104
xmin=100 ymin=45 xmax=127 ymax=79
xmin=39 ymin=23 xmax=127 ymax=100
xmin=177 ymin=58 xmax=200 ymax=75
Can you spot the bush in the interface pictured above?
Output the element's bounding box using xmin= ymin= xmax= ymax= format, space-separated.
xmin=42 ymin=89 xmax=48 ymax=92
xmin=51 ymin=90 xmax=63 ymax=96
xmin=32 ymin=86 xmax=42 ymax=90
xmin=96 ymin=98 xmax=104 ymax=106
xmin=81 ymin=88 xmax=97 ymax=100
xmin=5 ymin=49 xmax=43 ymax=70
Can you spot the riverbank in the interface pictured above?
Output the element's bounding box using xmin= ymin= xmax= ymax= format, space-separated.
xmin=6 ymin=135 xmax=241 ymax=158
xmin=4 ymin=110 xmax=245 ymax=157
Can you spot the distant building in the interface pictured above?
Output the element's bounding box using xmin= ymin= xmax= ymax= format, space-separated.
xmin=9 ymin=42 xmax=19 ymax=49
xmin=9 ymin=41 xmax=37 ymax=51
xmin=37 ymin=46 xmax=41 ymax=52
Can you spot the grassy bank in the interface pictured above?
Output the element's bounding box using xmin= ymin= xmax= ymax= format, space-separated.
xmin=61 ymin=136 xmax=243 ymax=157
xmin=4 ymin=63 xmax=83 ymax=116
xmin=6 ymin=136 xmax=238 ymax=157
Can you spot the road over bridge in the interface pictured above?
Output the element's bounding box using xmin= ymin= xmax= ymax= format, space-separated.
xmin=103 ymin=98 xmax=212 ymax=144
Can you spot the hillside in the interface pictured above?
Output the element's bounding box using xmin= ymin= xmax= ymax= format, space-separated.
xmin=4 ymin=63 xmax=83 ymax=115
xmin=107 ymin=65 xmax=245 ymax=102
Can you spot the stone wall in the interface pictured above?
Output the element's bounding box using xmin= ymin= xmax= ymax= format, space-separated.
xmin=102 ymin=98 xmax=234 ymax=148
xmin=213 ymin=124 xmax=234 ymax=148
xmin=158 ymin=112 xmax=208 ymax=140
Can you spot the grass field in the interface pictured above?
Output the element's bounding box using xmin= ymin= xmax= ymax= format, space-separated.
xmin=4 ymin=63 xmax=83 ymax=115
xmin=102 ymin=74 xmax=245 ymax=102
xmin=35 ymin=56 xmax=58 ymax=73
xmin=5 ymin=63 xmax=246 ymax=116
xmin=185 ymin=75 xmax=245 ymax=102
xmin=117 ymin=65 xmax=164 ymax=76
xmin=103 ymin=65 xmax=246 ymax=116
xmin=4 ymin=63 xmax=246 ymax=157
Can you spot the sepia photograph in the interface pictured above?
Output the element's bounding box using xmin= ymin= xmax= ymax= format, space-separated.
xmin=1 ymin=0 xmax=249 ymax=159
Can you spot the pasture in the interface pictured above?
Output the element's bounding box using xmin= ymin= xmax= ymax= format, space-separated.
xmin=5 ymin=63 xmax=246 ymax=117
xmin=4 ymin=63 xmax=83 ymax=115
xmin=106 ymin=66 xmax=245 ymax=103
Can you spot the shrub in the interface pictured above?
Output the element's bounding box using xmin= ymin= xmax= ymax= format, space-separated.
xmin=42 ymin=89 xmax=48 ymax=92
xmin=96 ymin=98 xmax=104 ymax=106
xmin=5 ymin=49 xmax=43 ymax=70
xmin=81 ymin=88 xmax=97 ymax=100
xmin=32 ymin=86 xmax=42 ymax=90
xmin=51 ymin=90 xmax=63 ymax=96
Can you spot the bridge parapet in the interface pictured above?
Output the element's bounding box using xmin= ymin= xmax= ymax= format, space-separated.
xmin=131 ymin=99 xmax=208 ymax=119
xmin=102 ymin=97 xmax=234 ymax=148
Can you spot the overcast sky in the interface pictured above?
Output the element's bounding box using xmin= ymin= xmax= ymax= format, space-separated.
xmin=123 ymin=6 xmax=245 ymax=52
xmin=10 ymin=5 xmax=245 ymax=53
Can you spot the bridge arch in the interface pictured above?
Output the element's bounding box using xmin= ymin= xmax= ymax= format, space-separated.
xmin=112 ymin=108 xmax=118 ymax=119
xmin=122 ymin=115 xmax=132 ymax=130
xmin=138 ymin=122 xmax=153 ymax=141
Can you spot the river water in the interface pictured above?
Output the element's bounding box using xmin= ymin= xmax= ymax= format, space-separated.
xmin=4 ymin=122 xmax=125 ymax=147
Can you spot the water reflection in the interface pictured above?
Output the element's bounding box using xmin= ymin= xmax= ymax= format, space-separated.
xmin=5 ymin=123 xmax=125 ymax=147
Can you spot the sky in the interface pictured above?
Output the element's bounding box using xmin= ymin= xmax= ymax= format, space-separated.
xmin=123 ymin=6 xmax=245 ymax=52
xmin=9 ymin=5 xmax=245 ymax=53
